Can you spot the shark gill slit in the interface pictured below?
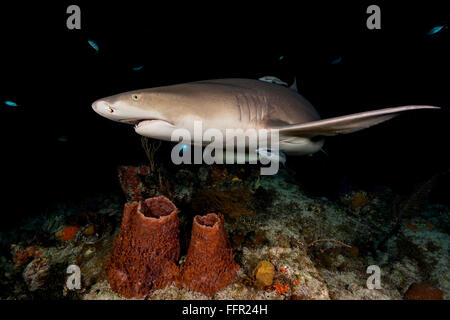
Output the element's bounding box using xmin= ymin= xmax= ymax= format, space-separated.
xmin=236 ymin=96 xmax=243 ymax=122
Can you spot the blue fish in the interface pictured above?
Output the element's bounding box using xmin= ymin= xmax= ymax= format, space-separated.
xmin=427 ymin=25 xmax=445 ymax=35
xmin=132 ymin=65 xmax=144 ymax=71
xmin=88 ymin=40 xmax=99 ymax=52
xmin=331 ymin=57 xmax=342 ymax=65
xmin=4 ymin=101 xmax=18 ymax=107
xmin=279 ymin=55 xmax=285 ymax=61
xmin=179 ymin=144 xmax=189 ymax=155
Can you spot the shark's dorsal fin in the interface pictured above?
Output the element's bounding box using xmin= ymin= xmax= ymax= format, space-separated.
xmin=273 ymin=105 xmax=440 ymax=137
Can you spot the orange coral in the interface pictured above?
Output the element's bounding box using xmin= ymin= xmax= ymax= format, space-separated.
xmin=274 ymin=283 xmax=289 ymax=295
xmin=13 ymin=251 xmax=28 ymax=267
xmin=13 ymin=246 xmax=43 ymax=267
xmin=55 ymin=226 xmax=80 ymax=240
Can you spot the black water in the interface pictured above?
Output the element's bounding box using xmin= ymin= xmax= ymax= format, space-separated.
xmin=1 ymin=2 xmax=449 ymax=229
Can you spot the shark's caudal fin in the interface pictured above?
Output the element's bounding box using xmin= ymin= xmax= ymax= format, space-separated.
xmin=274 ymin=105 xmax=440 ymax=137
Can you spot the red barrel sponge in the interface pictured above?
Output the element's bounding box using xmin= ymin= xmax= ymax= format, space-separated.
xmin=181 ymin=213 xmax=239 ymax=296
xmin=106 ymin=196 xmax=180 ymax=298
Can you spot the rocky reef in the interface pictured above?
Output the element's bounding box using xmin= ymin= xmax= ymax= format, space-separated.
xmin=0 ymin=164 xmax=448 ymax=300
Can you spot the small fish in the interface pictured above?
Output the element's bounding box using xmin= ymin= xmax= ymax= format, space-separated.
xmin=256 ymin=148 xmax=287 ymax=166
xmin=331 ymin=57 xmax=342 ymax=65
xmin=179 ymin=144 xmax=189 ymax=155
xmin=4 ymin=101 xmax=18 ymax=107
xmin=132 ymin=65 xmax=144 ymax=71
xmin=258 ymin=76 xmax=288 ymax=87
xmin=427 ymin=25 xmax=445 ymax=36
xmin=88 ymin=40 xmax=99 ymax=52
xmin=279 ymin=55 xmax=285 ymax=60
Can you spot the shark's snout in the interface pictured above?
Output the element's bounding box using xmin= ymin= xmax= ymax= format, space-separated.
xmin=92 ymin=100 xmax=114 ymax=115
xmin=92 ymin=99 xmax=129 ymax=123
xmin=91 ymin=98 xmax=152 ymax=124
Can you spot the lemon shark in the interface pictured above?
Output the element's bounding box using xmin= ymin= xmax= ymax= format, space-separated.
xmin=92 ymin=78 xmax=439 ymax=157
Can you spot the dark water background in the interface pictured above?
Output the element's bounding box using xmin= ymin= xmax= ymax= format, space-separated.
xmin=0 ymin=1 xmax=449 ymax=229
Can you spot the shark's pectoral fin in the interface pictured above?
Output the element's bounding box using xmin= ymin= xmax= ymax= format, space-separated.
xmin=134 ymin=119 xmax=176 ymax=141
xmin=273 ymin=105 xmax=440 ymax=137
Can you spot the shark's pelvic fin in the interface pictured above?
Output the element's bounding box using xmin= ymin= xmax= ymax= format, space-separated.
xmin=274 ymin=105 xmax=440 ymax=137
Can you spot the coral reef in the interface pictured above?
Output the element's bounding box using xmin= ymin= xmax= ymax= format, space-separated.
xmin=181 ymin=213 xmax=239 ymax=296
xmin=106 ymin=196 xmax=180 ymax=298
xmin=1 ymin=165 xmax=448 ymax=300
xmin=55 ymin=226 xmax=80 ymax=241
xmin=12 ymin=246 xmax=43 ymax=267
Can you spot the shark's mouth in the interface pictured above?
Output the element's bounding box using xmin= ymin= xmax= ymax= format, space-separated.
xmin=133 ymin=119 xmax=175 ymax=130
xmin=119 ymin=118 xmax=167 ymax=126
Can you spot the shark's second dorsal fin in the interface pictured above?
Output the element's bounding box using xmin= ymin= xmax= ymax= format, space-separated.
xmin=273 ymin=105 xmax=440 ymax=138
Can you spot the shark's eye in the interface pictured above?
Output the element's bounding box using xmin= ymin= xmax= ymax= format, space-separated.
xmin=132 ymin=94 xmax=141 ymax=101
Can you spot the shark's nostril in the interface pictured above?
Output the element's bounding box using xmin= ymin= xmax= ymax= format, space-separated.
xmin=92 ymin=100 xmax=115 ymax=114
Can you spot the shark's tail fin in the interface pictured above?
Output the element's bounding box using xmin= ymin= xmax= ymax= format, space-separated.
xmin=274 ymin=105 xmax=440 ymax=137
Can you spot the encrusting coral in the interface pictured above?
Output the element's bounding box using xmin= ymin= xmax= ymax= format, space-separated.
xmin=106 ymin=196 xmax=180 ymax=298
xmin=181 ymin=213 xmax=239 ymax=296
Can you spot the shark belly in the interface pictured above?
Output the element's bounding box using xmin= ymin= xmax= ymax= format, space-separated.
xmin=279 ymin=136 xmax=324 ymax=156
